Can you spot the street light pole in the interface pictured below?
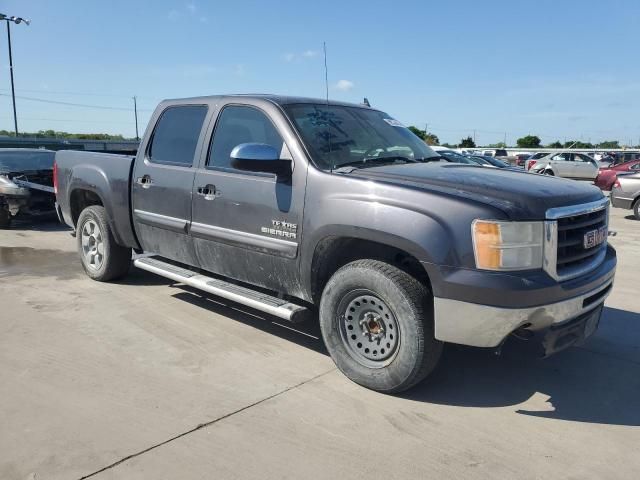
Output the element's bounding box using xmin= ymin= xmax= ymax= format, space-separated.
xmin=6 ymin=21 xmax=18 ymax=136
xmin=1 ymin=13 xmax=30 ymax=136
xmin=133 ymin=96 xmax=139 ymax=141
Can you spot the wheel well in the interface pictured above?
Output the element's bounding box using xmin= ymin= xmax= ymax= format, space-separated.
xmin=70 ymin=189 xmax=103 ymax=227
xmin=310 ymin=236 xmax=431 ymax=303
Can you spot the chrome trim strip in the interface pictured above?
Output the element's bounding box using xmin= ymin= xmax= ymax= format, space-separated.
xmin=190 ymin=222 xmax=298 ymax=258
xmin=133 ymin=258 xmax=306 ymax=321
xmin=133 ymin=209 xmax=187 ymax=233
xmin=433 ymin=278 xmax=614 ymax=348
xmin=545 ymin=197 xmax=609 ymax=219
xmin=543 ymin=197 xmax=610 ymax=281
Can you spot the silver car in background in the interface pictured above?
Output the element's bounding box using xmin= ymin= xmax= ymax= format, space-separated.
xmin=529 ymin=152 xmax=599 ymax=180
xmin=611 ymin=172 xmax=640 ymax=219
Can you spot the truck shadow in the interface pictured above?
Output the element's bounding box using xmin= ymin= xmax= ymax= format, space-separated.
xmin=120 ymin=271 xmax=640 ymax=427
xmin=11 ymin=216 xmax=71 ymax=232
xmin=403 ymin=306 xmax=640 ymax=427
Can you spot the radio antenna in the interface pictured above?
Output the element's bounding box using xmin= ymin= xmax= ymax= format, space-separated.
xmin=323 ymin=41 xmax=329 ymax=105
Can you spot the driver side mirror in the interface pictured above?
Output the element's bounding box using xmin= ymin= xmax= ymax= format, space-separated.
xmin=230 ymin=143 xmax=291 ymax=176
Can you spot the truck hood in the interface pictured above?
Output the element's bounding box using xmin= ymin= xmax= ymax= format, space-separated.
xmin=349 ymin=162 xmax=604 ymax=220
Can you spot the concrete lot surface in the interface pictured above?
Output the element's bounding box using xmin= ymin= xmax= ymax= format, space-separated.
xmin=1 ymin=209 xmax=639 ymax=480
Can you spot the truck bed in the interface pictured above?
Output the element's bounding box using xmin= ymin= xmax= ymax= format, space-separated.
xmin=55 ymin=150 xmax=139 ymax=249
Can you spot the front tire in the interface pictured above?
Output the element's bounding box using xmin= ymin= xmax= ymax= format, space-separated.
xmin=77 ymin=205 xmax=131 ymax=281
xmin=634 ymin=199 xmax=640 ymax=220
xmin=319 ymin=260 xmax=443 ymax=393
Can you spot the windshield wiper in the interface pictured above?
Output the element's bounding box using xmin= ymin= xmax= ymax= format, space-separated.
xmin=333 ymin=156 xmax=418 ymax=172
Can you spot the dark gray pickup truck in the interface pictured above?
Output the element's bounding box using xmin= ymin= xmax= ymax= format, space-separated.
xmin=55 ymin=95 xmax=616 ymax=392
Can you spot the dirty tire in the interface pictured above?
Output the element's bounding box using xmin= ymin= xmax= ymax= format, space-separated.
xmin=319 ymin=259 xmax=443 ymax=393
xmin=0 ymin=207 xmax=11 ymax=229
xmin=77 ymin=205 xmax=130 ymax=281
xmin=634 ymin=199 xmax=640 ymax=220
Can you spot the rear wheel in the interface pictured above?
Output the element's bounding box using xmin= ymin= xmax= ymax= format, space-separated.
xmin=0 ymin=206 xmax=11 ymax=229
xmin=634 ymin=198 xmax=640 ymax=220
xmin=319 ymin=259 xmax=442 ymax=393
xmin=77 ymin=205 xmax=131 ymax=281
xmin=544 ymin=169 xmax=555 ymax=176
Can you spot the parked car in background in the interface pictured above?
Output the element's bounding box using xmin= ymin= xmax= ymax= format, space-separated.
xmin=467 ymin=154 xmax=523 ymax=170
xmin=597 ymin=155 xmax=616 ymax=168
xmin=611 ymin=172 xmax=640 ymax=219
xmin=431 ymin=147 xmax=480 ymax=165
xmin=514 ymin=153 xmax=532 ymax=167
xmin=480 ymin=149 xmax=509 ymax=159
xmin=0 ymin=148 xmax=56 ymax=228
xmin=524 ymin=152 xmax=551 ymax=170
xmin=529 ymin=152 xmax=599 ymax=180
xmin=595 ymin=160 xmax=640 ymax=191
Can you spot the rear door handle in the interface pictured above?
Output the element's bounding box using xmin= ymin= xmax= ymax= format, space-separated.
xmin=136 ymin=175 xmax=153 ymax=189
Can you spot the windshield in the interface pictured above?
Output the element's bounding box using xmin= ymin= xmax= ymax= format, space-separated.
xmin=283 ymin=104 xmax=440 ymax=170
xmin=0 ymin=150 xmax=55 ymax=172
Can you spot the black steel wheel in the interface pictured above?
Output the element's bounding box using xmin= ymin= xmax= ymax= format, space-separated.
xmin=319 ymin=259 xmax=442 ymax=393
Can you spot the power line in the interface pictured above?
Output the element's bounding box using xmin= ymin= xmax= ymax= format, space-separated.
xmin=0 ymin=88 xmax=159 ymax=101
xmin=0 ymin=93 xmax=152 ymax=111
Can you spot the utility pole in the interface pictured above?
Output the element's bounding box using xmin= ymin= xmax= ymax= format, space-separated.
xmin=503 ymin=132 xmax=507 ymax=147
xmin=1 ymin=13 xmax=30 ymax=136
xmin=133 ymin=96 xmax=139 ymax=141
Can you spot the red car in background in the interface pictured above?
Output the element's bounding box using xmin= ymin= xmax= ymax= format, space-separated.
xmin=594 ymin=160 xmax=640 ymax=190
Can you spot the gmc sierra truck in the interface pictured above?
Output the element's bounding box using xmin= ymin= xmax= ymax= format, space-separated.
xmin=55 ymin=95 xmax=616 ymax=393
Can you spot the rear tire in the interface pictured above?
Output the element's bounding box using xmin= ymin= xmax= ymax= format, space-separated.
xmin=634 ymin=199 xmax=640 ymax=220
xmin=319 ymin=259 xmax=443 ymax=393
xmin=544 ymin=169 xmax=555 ymax=176
xmin=77 ymin=205 xmax=131 ymax=281
xmin=0 ymin=207 xmax=11 ymax=229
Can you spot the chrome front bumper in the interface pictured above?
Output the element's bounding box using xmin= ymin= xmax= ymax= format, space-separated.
xmin=433 ymin=277 xmax=614 ymax=348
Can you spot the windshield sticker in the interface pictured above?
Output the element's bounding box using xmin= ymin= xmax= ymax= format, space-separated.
xmin=383 ymin=118 xmax=404 ymax=127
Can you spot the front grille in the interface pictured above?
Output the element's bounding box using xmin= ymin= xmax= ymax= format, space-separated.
xmin=544 ymin=198 xmax=610 ymax=281
xmin=556 ymin=209 xmax=607 ymax=276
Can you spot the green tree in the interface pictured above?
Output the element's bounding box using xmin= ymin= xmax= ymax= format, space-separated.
xmin=598 ymin=140 xmax=620 ymax=149
xmin=563 ymin=140 xmax=594 ymax=149
xmin=424 ymin=133 xmax=439 ymax=145
xmin=408 ymin=126 xmax=426 ymax=140
xmin=487 ymin=142 xmax=506 ymax=148
xmin=407 ymin=126 xmax=439 ymax=145
xmin=517 ymin=135 xmax=541 ymax=148
xmin=547 ymin=141 xmax=563 ymax=148
xmin=459 ymin=136 xmax=476 ymax=148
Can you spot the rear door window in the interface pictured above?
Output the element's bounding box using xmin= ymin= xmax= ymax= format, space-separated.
xmin=148 ymin=105 xmax=208 ymax=166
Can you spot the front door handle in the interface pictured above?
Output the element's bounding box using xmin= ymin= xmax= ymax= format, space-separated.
xmin=196 ymin=184 xmax=219 ymax=200
xmin=136 ymin=175 xmax=153 ymax=189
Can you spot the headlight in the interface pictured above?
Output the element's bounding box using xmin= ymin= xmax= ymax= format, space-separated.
xmin=472 ymin=220 xmax=543 ymax=271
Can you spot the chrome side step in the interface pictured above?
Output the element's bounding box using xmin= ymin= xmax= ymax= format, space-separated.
xmin=133 ymin=257 xmax=309 ymax=323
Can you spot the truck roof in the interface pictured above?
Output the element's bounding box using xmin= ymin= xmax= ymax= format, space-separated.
xmin=161 ymin=94 xmax=373 ymax=109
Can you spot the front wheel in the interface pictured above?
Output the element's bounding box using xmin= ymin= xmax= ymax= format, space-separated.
xmin=634 ymin=199 xmax=640 ymax=220
xmin=319 ymin=260 xmax=443 ymax=393
xmin=77 ymin=205 xmax=131 ymax=281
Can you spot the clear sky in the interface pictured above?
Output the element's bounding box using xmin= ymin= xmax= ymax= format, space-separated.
xmin=1 ymin=0 xmax=639 ymax=145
